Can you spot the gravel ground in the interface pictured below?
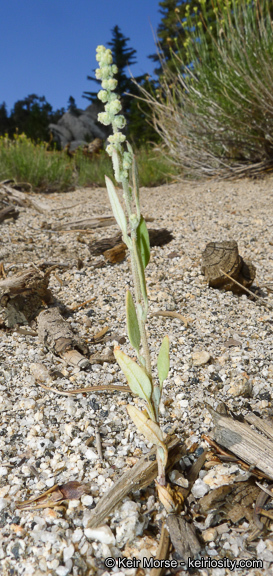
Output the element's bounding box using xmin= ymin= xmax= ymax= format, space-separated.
xmin=0 ymin=176 xmax=273 ymax=576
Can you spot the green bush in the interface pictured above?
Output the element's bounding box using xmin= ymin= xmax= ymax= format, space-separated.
xmin=0 ymin=133 xmax=74 ymax=191
xmin=0 ymin=134 xmax=178 ymax=191
xmin=137 ymin=0 xmax=273 ymax=178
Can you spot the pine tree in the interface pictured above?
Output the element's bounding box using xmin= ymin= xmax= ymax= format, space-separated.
xmin=149 ymin=0 xmax=185 ymax=76
xmin=83 ymin=25 xmax=145 ymax=116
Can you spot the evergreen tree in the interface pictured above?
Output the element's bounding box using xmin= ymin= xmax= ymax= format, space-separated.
xmin=6 ymin=95 xmax=64 ymax=141
xmin=149 ymin=0 xmax=185 ymax=76
xmin=0 ymin=102 xmax=10 ymax=136
xmin=83 ymin=25 xmax=145 ymax=115
xmin=67 ymin=96 xmax=77 ymax=113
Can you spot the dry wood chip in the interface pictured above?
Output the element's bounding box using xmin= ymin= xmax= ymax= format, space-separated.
xmin=86 ymin=435 xmax=185 ymax=529
xmin=207 ymin=406 xmax=273 ymax=479
xmin=166 ymin=515 xmax=201 ymax=562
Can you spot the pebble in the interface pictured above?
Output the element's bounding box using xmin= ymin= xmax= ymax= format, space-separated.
xmin=0 ymin=498 xmax=8 ymax=511
xmin=63 ymin=543 xmax=74 ymax=562
xmin=1 ymin=181 xmax=273 ymax=574
xmin=192 ymin=350 xmax=211 ymax=366
xmin=85 ymin=525 xmax=115 ymax=545
xmin=191 ymin=478 xmax=210 ymax=498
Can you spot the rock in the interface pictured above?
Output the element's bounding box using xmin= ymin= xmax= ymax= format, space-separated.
xmin=48 ymin=102 xmax=110 ymax=149
xmin=169 ymin=469 xmax=189 ymax=488
xmin=228 ymin=376 xmax=252 ymax=397
xmin=0 ymin=498 xmax=8 ymax=511
xmin=63 ymin=544 xmax=74 ymax=562
xmin=84 ymin=525 xmax=115 ymax=545
xmin=192 ymin=350 xmax=211 ymax=366
xmin=191 ymin=478 xmax=210 ymax=498
xmin=202 ymin=527 xmax=218 ymax=542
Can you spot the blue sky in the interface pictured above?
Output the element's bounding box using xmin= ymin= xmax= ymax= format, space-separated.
xmin=0 ymin=0 xmax=162 ymax=113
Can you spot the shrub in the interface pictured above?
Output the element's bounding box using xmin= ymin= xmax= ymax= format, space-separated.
xmin=136 ymin=0 xmax=273 ymax=178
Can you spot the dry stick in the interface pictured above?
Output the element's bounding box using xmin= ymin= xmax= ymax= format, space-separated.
xmin=86 ymin=435 xmax=185 ymax=529
xmin=36 ymin=382 xmax=131 ymax=397
xmin=219 ymin=268 xmax=273 ymax=310
xmin=69 ymin=296 xmax=96 ymax=311
xmin=150 ymin=449 xmax=207 ymax=576
xmin=150 ymin=523 xmax=171 ymax=576
xmin=95 ymin=426 xmax=103 ymax=460
xmin=151 ymin=310 xmax=189 ymax=327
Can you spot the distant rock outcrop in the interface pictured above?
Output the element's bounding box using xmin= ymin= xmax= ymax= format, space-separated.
xmin=48 ymin=102 xmax=110 ymax=150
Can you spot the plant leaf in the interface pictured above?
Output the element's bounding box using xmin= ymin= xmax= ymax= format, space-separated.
xmin=127 ymin=405 xmax=168 ymax=467
xmin=136 ymin=216 xmax=150 ymax=269
xmin=157 ymin=335 xmax=170 ymax=389
xmin=114 ymin=347 xmax=152 ymax=401
xmin=105 ymin=176 xmax=127 ymax=236
xmin=126 ymin=290 xmax=141 ymax=353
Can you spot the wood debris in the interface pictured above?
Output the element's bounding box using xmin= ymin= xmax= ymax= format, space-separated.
xmin=88 ymin=228 xmax=174 ymax=264
xmin=207 ymin=405 xmax=273 ymax=479
xmin=37 ymin=307 xmax=90 ymax=369
xmin=201 ymin=240 xmax=256 ymax=293
xmin=0 ymin=265 xmax=54 ymax=327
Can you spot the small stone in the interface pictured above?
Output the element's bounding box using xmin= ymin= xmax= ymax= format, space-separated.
xmin=169 ymin=470 xmax=189 ymax=488
xmin=192 ymin=351 xmax=211 ymax=366
xmin=0 ymin=467 xmax=8 ymax=477
xmin=63 ymin=543 xmax=74 ymax=562
xmin=81 ymin=494 xmax=94 ymax=507
xmin=85 ymin=525 xmax=115 ymax=545
xmin=56 ymin=567 xmax=70 ymax=576
xmin=202 ymin=527 xmax=217 ymax=542
xmin=191 ymin=478 xmax=210 ymax=498
xmin=85 ymin=448 xmax=98 ymax=460
xmin=228 ymin=377 xmax=252 ymax=397
xmin=0 ymin=498 xmax=8 ymax=511
xmin=72 ymin=528 xmax=83 ymax=543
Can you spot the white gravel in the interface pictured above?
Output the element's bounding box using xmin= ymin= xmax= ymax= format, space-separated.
xmin=0 ymin=176 xmax=273 ymax=575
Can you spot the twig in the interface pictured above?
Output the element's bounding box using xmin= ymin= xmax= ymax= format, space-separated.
xmin=95 ymin=426 xmax=103 ymax=459
xmin=69 ymin=296 xmax=96 ymax=311
xmin=151 ymin=310 xmax=189 ymax=327
xmin=36 ymin=381 xmax=131 ymax=396
xmin=219 ymin=268 xmax=272 ymax=309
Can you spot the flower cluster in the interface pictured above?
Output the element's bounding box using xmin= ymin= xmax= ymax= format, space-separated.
xmin=95 ymin=45 xmax=132 ymax=182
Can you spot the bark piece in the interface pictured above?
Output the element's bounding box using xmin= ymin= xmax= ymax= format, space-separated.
xmin=87 ymin=435 xmax=185 ymax=529
xmin=0 ymin=266 xmax=54 ymax=327
xmin=0 ymin=205 xmax=19 ymax=223
xmin=201 ymin=240 xmax=256 ymax=294
xmin=207 ymin=406 xmax=273 ymax=479
xmin=166 ymin=515 xmax=201 ymax=561
xmin=88 ymin=228 xmax=174 ymax=258
xmin=37 ymin=307 xmax=90 ymax=368
xmin=103 ymin=243 xmax=127 ymax=264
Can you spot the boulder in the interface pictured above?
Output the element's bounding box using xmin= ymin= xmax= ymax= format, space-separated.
xmin=48 ymin=102 xmax=110 ymax=150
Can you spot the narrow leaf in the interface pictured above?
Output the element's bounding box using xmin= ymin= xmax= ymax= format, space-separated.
xmin=126 ymin=290 xmax=141 ymax=353
xmin=105 ymin=176 xmax=127 ymax=235
xmin=114 ymin=347 xmax=152 ymax=401
xmin=127 ymin=405 xmax=168 ymax=467
xmin=157 ymin=335 xmax=170 ymax=388
xmin=136 ymin=216 xmax=150 ymax=269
